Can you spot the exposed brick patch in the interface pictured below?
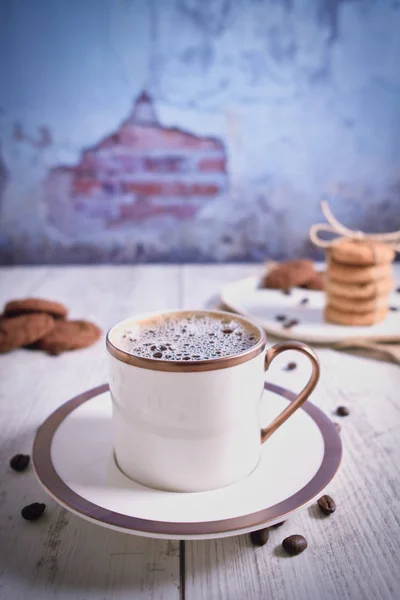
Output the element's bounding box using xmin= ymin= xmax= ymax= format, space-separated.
xmin=198 ymin=157 xmax=226 ymax=172
xmin=44 ymin=91 xmax=228 ymax=235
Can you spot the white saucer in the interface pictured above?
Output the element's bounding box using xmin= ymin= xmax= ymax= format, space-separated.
xmin=33 ymin=383 xmax=342 ymax=540
xmin=221 ymin=276 xmax=400 ymax=344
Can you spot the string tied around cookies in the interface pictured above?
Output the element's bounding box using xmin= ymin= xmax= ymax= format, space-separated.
xmin=309 ymin=200 xmax=400 ymax=251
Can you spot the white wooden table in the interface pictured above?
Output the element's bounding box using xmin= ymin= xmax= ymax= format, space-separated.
xmin=0 ymin=264 xmax=399 ymax=600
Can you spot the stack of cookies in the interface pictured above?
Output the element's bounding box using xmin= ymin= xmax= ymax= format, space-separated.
xmin=0 ymin=298 xmax=102 ymax=354
xmin=325 ymin=239 xmax=396 ymax=326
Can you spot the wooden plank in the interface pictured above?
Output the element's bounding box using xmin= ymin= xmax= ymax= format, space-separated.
xmin=0 ymin=266 xmax=181 ymax=600
xmin=182 ymin=264 xmax=400 ymax=600
xmin=2 ymin=263 xmax=399 ymax=599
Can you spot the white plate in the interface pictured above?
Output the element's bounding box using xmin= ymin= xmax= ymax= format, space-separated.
xmin=33 ymin=383 xmax=341 ymax=540
xmin=221 ymin=276 xmax=400 ymax=344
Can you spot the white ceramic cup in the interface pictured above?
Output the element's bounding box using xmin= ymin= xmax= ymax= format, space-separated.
xmin=107 ymin=310 xmax=320 ymax=493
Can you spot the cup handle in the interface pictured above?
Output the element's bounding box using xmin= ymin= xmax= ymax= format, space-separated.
xmin=261 ymin=341 xmax=320 ymax=444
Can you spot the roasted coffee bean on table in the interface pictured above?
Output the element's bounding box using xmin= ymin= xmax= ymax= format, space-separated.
xmin=282 ymin=534 xmax=308 ymax=556
xmin=21 ymin=502 xmax=46 ymax=521
xmin=336 ymin=406 xmax=350 ymax=417
xmin=275 ymin=314 xmax=287 ymax=321
xmin=300 ymin=297 xmax=309 ymax=305
xmin=10 ymin=454 xmax=30 ymax=472
xmin=317 ymin=494 xmax=337 ymax=515
xmin=250 ymin=528 xmax=270 ymax=546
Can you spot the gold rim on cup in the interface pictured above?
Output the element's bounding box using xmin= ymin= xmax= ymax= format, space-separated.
xmin=106 ymin=310 xmax=268 ymax=372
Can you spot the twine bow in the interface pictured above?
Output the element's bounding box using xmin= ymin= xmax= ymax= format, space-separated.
xmin=309 ymin=201 xmax=400 ymax=251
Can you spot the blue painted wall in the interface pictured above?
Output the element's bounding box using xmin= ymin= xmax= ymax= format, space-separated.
xmin=0 ymin=0 xmax=399 ymax=263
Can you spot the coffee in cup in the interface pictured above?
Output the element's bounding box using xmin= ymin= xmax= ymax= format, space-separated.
xmin=111 ymin=312 xmax=259 ymax=361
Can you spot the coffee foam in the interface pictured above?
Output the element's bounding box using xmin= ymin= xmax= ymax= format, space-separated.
xmin=112 ymin=313 xmax=259 ymax=361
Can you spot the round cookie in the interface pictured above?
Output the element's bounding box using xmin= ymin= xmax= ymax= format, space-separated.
xmin=261 ymin=260 xmax=316 ymax=289
xmin=330 ymin=239 xmax=395 ymax=267
xmin=327 ymin=259 xmax=392 ymax=284
xmin=4 ymin=298 xmax=68 ymax=319
xmin=33 ymin=320 xmax=102 ymax=355
xmin=0 ymin=313 xmax=55 ymax=353
xmin=325 ymin=305 xmax=388 ymax=326
xmin=326 ymin=277 xmax=395 ymax=300
xmin=328 ymin=294 xmax=389 ymax=314
xmin=303 ymin=271 xmax=325 ymax=291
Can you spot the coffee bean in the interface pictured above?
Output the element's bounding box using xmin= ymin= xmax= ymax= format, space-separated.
xmin=222 ymin=328 xmax=234 ymax=334
xmin=159 ymin=345 xmax=168 ymax=351
xmin=271 ymin=521 xmax=285 ymax=528
xmin=336 ymin=406 xmax=350 ymax=417
xmin=284 ymin=362 xmax=297 ymax=371
xmin=300 ymin=297 xmax=309 ymax=305
xmin=250 ymin=528 xmax=269 ymax=546
xmin=21 ymin=502 xmax=46 ymax=521
xmin=317 ymin=494 xmax=336 ymax=515
xmin=333 ymin=422 xmax=341 ymax=433
xmin=275 ymin=315 xmax=286 ymax=321
xmin=283 ymin=319 xmax=299 ymax=329
xmin=282 ymin=534 xmax=308 ymax=556
xmin=282 ymin=289 xmax=292 ymax=295
xmin=10 ymin=454 xmax=30 ymax=472
xmin=153 ymin=352 xmax=163 ymax=358
xmin=389 ymin=306 xmax=398 ymax=312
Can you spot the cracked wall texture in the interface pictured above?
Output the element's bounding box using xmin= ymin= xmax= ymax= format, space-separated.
xmin=0 ymin=0 xmax=399 ymax=264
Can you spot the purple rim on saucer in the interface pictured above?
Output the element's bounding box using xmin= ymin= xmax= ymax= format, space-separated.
xmin=32 ymin=382 xmax=342 ymax=537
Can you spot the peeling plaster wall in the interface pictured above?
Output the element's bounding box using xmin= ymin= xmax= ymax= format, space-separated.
xmin=0 ymin=0 xmax=399 ymax=263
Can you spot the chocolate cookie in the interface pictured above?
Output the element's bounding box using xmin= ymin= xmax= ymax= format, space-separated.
xmin=33 ymin=320 xmax=102 ymax=355
xmin=330 ymin=239 xmax=395 ymax=267
xmin=328 ymin=294 xmax=389 ymax=314
xmin=304 ymin=271 xmax=325 ymax=290
xmin=326 ymin=277 xmax=395 ymax=300
xmin=0 ymin=314 xmax=55 ymax=353
xmin=4 ymin=298 xmax=68 ymax=320
xmin=261 ymin=260 xmax=316 ymax=290
xmin=327 ymin=258 xmax=392 ymax=284
xmin=325 ymin=305 xmax=388 ymax=326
